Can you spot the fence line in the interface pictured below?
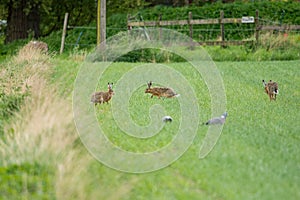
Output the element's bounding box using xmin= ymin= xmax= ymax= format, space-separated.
xmin=127 ymin=10 xmax=300 ymax=47
xmin=60 ymin=10 xmax=300 ymax=53
xmin=128 ymin=10 xmax=258 ymax=47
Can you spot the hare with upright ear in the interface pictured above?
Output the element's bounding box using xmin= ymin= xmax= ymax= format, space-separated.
xmin=91 ymin=83 xmax=114 ymax=105
xmin=145 ymin=81 xmax=180 ymax=99
xmin=262 ymin=80 xmax=279 ymax=101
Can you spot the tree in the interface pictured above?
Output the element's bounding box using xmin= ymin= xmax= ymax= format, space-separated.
xmin=2 ymin=0 xmax=97 ymax=44
xmin=4 ymin=0 xmax=41 ymax=43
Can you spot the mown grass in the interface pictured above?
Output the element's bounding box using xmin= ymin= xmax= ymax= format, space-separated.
xmin=0 ymin=45 xmax=299 ymax=200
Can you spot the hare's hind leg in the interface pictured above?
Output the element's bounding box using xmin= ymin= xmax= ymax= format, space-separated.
xmin=98 ymin=97 xmax=104 ymax=104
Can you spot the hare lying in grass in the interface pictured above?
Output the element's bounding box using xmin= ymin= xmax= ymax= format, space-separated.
xmin=91 ymin=83 xmax=114 ymax=105
xmin=145 ymin=81 xmax=180 ymax=99
xmin=262 ymin=80 xmax=279 ymax=101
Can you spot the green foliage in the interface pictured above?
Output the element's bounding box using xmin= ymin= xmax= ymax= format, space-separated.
xmin=56 ymin=1 xmax=300 ymax=57
xmin=0 ymin=38 xmax=29 ymax=56
xmin=0 ymin=60 xmax=30 ymax=137
xmin=136 ymin=1 xmax=300 ymax=41
xmin=107 ymin=0 xmax=149 ymax=15
xmin=0 ymin=163 xmax=55 ymax=199
xmin=0 ymin=92 xmax=27 ymax=137
xmin=115 ymin=48 xmax=185 ymax=62
xmin=0 ymin=0 xmax=299 ymax=44
xmin=1 ymin=1 xmax=300 ymax=58
xmin=107 ymin=13 xmax=128 ymax=37
xmin=39 ymin=0 xmax=97 ymax=37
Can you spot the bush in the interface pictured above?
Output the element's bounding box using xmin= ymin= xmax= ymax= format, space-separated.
xmin=115 ymin=48 xmax=185 ymax=63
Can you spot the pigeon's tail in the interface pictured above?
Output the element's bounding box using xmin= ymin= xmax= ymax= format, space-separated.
xmin=162 ymin=116 xmax=173 ymax=123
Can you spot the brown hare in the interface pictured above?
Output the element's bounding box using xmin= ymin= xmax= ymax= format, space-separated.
xmin=262 ymin=80 xmax=279 ymax=101
xmin=24 ymin=41 xmax=48 ymax=53
xmin=91 ymin=83 xmax=114 ymax=105
xmin=145 ymin=81 xmax=180 ymax=99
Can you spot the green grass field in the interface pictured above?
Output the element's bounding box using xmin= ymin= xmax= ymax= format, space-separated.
xmin=0 ymin=48 xmax=299 ymax=200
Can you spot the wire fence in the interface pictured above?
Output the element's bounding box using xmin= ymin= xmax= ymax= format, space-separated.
xmin=62 ymin=11 xmax=300 ymax=50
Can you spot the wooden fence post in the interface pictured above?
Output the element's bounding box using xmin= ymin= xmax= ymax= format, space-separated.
xmin=255 ymin=9 xmax=260 ymax=45
xmin=158 ymin=13 xmax=162 ymax=40
xmin=100 ymin=0 xmax=106 ymax=50
xmin=220 ymin=10 xmax=225 ymax=48
xmin=96 ymin=0 xmax=106 ymax=50
xmin=189 ymin=11 xmax=194 ymax=50
xmin=127 ymin=14 xmax=131 ymax=33
xmin=60 ymin=13 xmax=69 ymax=54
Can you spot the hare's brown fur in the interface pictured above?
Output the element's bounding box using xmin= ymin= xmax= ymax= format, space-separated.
xmin=91 ymin=83 xmax=114 ymax=105
xmin=145 ymin=81 xmax=179 ymax=99
xmin=24 ymin=41 xmax=48 ymax=53
xmin=262 ymin=80 xmax=278 ymax=101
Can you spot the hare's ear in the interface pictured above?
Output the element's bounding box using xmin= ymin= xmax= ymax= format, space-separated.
xmin=262 ymin=80 xmax=266 ymax=87
xmin=147 ymin=81 xmax=152 ymax=88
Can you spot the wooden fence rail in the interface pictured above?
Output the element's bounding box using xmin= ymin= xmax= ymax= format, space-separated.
xmin=127 ymin=10 xmax=300 ymax=47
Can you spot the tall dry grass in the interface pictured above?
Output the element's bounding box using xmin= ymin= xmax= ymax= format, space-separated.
xmin=259 ymin=31 xmax=300 ymax=51
xmin=0 ymin=42 xmax=74 ymax=165
xmin=0 ymin=76 xmax=77 ymax=165
xmin=1 ymin=43 xmax=141 ymax=200
xmin=0 ymin=42 xmax=50 ymax=97
xmin=0 ymin=42 xmax=94 ymax=199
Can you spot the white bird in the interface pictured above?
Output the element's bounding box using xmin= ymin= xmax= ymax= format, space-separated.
xmin=162 ymin=116 xmax=173 ymax=123
xmin=204 ymin=112 xmax=228 ymax=125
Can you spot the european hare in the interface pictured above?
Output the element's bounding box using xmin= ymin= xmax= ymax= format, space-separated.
xmin=145 ymin=81 xmax=180 ymax=99
xmin=262 ymin=80 xmax=279 ymax=101
xmin=24 ymin=41 xmax=48 ymax=53
xmin=91 ymin=83 xmax=114 ymax=105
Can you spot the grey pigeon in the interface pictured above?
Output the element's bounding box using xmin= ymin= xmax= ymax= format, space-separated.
xmin=162 ymin=116 xmax=173 ymax=123
xmin=204 ymin=112 xmax=228 ymax=125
